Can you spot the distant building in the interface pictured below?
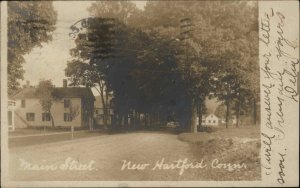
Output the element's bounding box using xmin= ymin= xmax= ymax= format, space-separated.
xmin=12 ymin=80 xmax=95 ymax=129
xmin=94 ymin=95 xmax=114 ymax=126
xmin=198 ymin=113 xmax=219 ymax=126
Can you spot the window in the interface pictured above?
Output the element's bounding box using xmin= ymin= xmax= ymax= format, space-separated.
xmin=26 ymin=113 xmax=35 ymax=121
xmin=42 ymin=113 xmax=51 ymax=121
xmin=95 ymin=110 xmax=99 ymax=114
xmin=64 ymin=99 xmax=70 ymax=108
xmin=208 ymin=120 xmax=211 ymax=123
xmin=213 ymin=120 xmax=216 ymax=123
xmin=21 ymin=100 xmax=25 ymax=108
xmin=202 ymin=120 xmax=205 ymax=123
xmin=64 ymin=113 xmax=72 ymax=122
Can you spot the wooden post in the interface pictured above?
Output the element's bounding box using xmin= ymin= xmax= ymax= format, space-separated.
xmin=191 ymin=98 xmax=198 ymax=133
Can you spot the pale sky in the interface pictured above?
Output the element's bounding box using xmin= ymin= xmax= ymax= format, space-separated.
xmin=22 ymin=1 xmax=147 ymax=93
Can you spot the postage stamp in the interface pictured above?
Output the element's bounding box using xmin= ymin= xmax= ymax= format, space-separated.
xmin=1 ymin=1 xmax=299 ymax=187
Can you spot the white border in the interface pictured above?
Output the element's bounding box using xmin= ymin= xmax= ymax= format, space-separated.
xmin=1 ymin=1 xmax=299 ymax=187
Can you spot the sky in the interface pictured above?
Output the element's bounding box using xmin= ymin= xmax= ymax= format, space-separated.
xmin=22 ymin=1 xmax=147 ymax=90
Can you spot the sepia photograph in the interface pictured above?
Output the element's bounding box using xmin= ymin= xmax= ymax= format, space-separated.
xmin=0 ymin=0 xmax=299 ymax=187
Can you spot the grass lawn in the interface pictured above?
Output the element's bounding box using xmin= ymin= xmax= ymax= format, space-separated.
xmin=178 ymin=125 xmax=261 ymax=181
xmin=8 ymin=130 xmax=104 ymax=148
xmin=9 ymin=127 xmax=89 ymax=136
xmin=179 ymin=125 xmax=260 ymax=143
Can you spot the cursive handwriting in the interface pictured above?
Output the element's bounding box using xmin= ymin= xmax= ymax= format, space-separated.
xmin=121 ymin=160 xmax=150 ymax=170
xmin=262 ymin=83 xmax=275 ymax=129
xmin=275 ymin=11 xmax=298 ymax=60
xmin=259 ymin=8 xmax=274 ymax=46
xmin=277 ymin=151 xmax=286 ymax=184
xmin=19 ymin=157 xmax=97 ymax=171
xmin=260 ymin=6 xmax=298 ymax=186
xmin=261 ymin=52 xmax=277 ymax=79
xmin=152 ymin=158 xmax=207 ymax=175
xmin=274 ymin=96 xmax=285 ymax=140
xmin=261 ymin=132 xmax=275 ymax=175
xmin=121 ymin=158 xmax=246 ymax=175
xmin=277 ymin=59 xmax=299 ymax=102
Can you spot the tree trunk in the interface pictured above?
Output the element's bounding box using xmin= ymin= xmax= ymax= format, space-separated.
xmin=191 ymin=98 xmax=198 ymax=133
xmin=225 ymin=98 xmax=230 ymax=128
xmin=105 ymin=90 xmax=109 ymax=126
xmin=137 ymin=112 xmax=140 ymax=128
xmin=97 ymin=81 xmax=107 ymax=127
xmin=124 ymin=113 xmax=129 ymax=130
xmin=50 ymin=113 xmax=55 ymax=128
xmin=236 ymin=86 xmax=241 ymax=128
xmin=198 ymin=99 xmax=203 ymax=130
xmin=144 ymin=113 xmax=147 ymax=127
xmin=236 ymin=99 xmax=240 ymax=128
xmin=148 ymin=113 xmax=151 ymax=127
xmin=117 ymin=113 xmax=122 ymax=129
xmin=149 ymin=112 xmax=153 ymax=127
xmin=132 ymin=110 xmax=136 ymax=129
xmin=253 ymin=96 xmax=257 ymax=125
xmin=157 ymin=112 xmax=159 ymax=127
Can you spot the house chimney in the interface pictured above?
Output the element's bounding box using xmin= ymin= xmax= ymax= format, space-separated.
xmin=63 ymin=79 xmax=67 ymax=88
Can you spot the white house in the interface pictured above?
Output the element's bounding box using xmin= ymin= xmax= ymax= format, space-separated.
xmin=12 ymin=80 xmax=95 ymax=129
xmin=198 ymin=114 xmax=219 ymax=126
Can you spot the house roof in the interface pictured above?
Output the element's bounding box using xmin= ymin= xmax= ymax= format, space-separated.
xmin=12 ymin=87 xmax=38 ymax=99
xmin=52 ymin=87 xmax=95 ymax=100
xmin=12 ymin=87 xmax=95 ymax=100
xmin=202 ymin=113 xmax=220 ymax=119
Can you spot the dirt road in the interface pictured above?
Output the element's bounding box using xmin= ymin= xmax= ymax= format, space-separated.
xmin=9 ymin=132 xmax=204 ymax=181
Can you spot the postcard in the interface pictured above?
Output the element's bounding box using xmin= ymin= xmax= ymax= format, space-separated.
xmin=1 ymin=1 xmax=299 ymax=187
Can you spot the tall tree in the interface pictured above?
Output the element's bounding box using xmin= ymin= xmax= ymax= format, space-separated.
xmin=88 ymin=1 xmax=141 ymax=26
xmin=36 ymin=80 xmax=55 ymax=127
xmin=8 ymin=1 xmax=57 ymax=96
xmin=140 ymin=1 xmax=259 ymax=130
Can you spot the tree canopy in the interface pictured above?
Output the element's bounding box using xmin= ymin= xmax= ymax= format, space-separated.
xmin=65 ymin=1 xmax=259 ymax=131
xmin=8 ymin=1 xmax=57 ymax=96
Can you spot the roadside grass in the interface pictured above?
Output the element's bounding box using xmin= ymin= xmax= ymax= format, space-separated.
xmin=9 ymin=126 xmax=90 ymax=136
xmin=8 ymin=130 xmax=104 ymax=148
xmin=8 ymin=126 xmax=179 ymax=148
xmin=178 ymin=125 xmax=261 ymax=180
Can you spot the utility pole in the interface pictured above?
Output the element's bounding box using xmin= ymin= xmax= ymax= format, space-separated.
xmin=179 ymin=17 xmax=193 ymax=80
xmin=179 ymin=17 xmax=198 ymax=133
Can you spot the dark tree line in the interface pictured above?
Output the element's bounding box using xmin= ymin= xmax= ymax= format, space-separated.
xmin=64 ymin=1 xmax=259 ymax=132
